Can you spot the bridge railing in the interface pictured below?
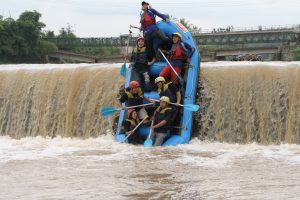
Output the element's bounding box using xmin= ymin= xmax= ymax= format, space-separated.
xmin=199 ymin=24 xmax=300 ymax=34
xmin=45 ymin=24 xmax=300 ymax=48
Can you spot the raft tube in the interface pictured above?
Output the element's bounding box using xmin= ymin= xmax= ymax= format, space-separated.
xmin=114 ymin=20 xmax=200 ymax=146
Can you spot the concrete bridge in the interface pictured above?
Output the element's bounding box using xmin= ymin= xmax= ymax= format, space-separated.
xmin=47 ymin=50 xmax=97 ymax=63
xmin=46 ymin=24 xmax=300 ymax=62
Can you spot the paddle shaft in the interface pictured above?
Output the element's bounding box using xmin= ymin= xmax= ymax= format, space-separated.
xmin=149 ymin=98 xmax=184 ymax=107
xmin=130 ymin=25 xmax=141 ymax=30
xmin=123 ymin=103 xmax=154 ymax=110
xmin=124 ymin=28 xmax=132 ymax=63
xmin=148 ymin=120 xmax=154 ymax=140
xmin=122 ymin=117 xmax=147 ymax=143
xmin=158 ymin=49 xmax=181 ymax=78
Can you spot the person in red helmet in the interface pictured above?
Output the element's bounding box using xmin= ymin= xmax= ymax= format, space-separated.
xmin=121 ymin=109 xmax=142 ymax=144
xmin=130 ymin=37 xmax=155 ymax=92
xmin=119 ymin=81 xmax=154 ymax=122
xmin=159 ymin=32 xmax=195 ymax=85
xmin=140 ymin=1 xmax=172 ymax=61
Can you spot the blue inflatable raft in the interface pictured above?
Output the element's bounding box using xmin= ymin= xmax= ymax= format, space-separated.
xmin=114 ymin=20 xmax=200 ymax=146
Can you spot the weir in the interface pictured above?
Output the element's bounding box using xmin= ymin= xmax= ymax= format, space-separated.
xmin=0 ymin=63 xmax=299 ymax=144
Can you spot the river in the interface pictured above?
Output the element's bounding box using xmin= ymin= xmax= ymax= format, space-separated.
xmin=0 ymin=62 xmax=300 ymax=199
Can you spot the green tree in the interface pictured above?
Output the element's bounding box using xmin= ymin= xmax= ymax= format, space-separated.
xmin=293 ymin=48 xmax=300 ymax=61
xmin=0 ymin=11 xmax=58 ymax=63
xmin=57 ymin=24 xmax=76 ymax=39
xmin=173 ymin=17 xmax=202 ymax=35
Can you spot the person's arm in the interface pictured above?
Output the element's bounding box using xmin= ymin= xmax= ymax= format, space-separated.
xmin=152 ymin=120 xmax=167 ymax=129
xmin=148 ymin=57 xmax=156 ymax=66
xmin=130 ymin=50 xmax=134 ymax=62
xmin=183 ymin=42 xmax=195 ymax=57
xmin=176 ymin=91 xmax=181 ymax=105
xmin=149 ymin=8 xmax=169 ymax=22
xmin=170 ymin=83 xmax=181 ymax=104
xmin=144 ymin=96 xmax=155 ymax=103
xmin=119 ymin=93 xmax=128 ymax=110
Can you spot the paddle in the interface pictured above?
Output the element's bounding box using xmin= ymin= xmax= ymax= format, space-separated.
xmin=148 ymin=98 xmax=200 ymax=112
xmin=100 ymin=103 xmax=154 ymax=117
xmin=120 ymin=28 xmax=132 ymax=78
xmin=129 ymin=24 xmax=141 ymax=30
xmin=144 ymin=120 xmax=154 ymax=147
xmin=158 ymin=48 xmax=185 ymax=86
xmin=121 ymin=117 xmax=147 ymax=143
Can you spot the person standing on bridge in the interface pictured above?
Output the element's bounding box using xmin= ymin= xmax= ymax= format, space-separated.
xmin=140 ymin=1 xmax=172 ymax=61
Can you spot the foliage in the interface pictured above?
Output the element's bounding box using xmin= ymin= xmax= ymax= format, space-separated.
xmin=172 ymin=17 xmax=202 ymax=35
xmin=72 ymin=46 xmax=121 ymax=58
xmin=57 ymin=24 xmax=76 ymax=39
xmin=293 ymin=47 xmax=300 ymax=61
xmin=0 ymin=10 xmax=58 ymax=63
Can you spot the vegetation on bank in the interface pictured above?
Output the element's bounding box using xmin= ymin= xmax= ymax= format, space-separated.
xmin=0 ymin=11 xmax=119 ymax=64
xmin=293 ymin=48 xmax=300 ymax=61
xmin=71 ymin=46 xmax=121 ymax=58
xmin=0 ymin=11 xmax=58 ymax=63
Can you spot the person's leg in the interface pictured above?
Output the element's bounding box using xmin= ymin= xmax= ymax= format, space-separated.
xmin=130 ymin=67 xmax=142 ymax=83
xmin=154 ymin=30 xmax=172 ymax=46
xmin=143 ymin=71 xmax=153 ymax=92
xmin=153 ymin=132 xmax=167 ymax=146
xmin=170 ymin=66 xmax=182 ymax=84
xmin=159 ymin=65 xmax=172 ymax=82
xmin=145 ymin=33 xmax=156 ymax=60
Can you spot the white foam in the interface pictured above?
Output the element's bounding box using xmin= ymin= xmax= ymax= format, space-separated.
xmin=201 ymin=61 xmax=300 ymax=68
xmin=0 ymin=63 xmax=121 ymax=71
xmin=173 ymin=139 xmax=300 ymax=167
xmin=1 ymin=136 xmax=300 ymax=167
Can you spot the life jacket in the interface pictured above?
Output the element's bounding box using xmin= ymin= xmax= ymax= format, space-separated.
xmin=125 ymin=118 xmax=140 ymax=130
xmin=157 ymin=82 xmax=177 ymax=103
xmin=154 ymin=106 xmax=172 ymax=125
xmin=132 ymin=47 xmax=147 ymax=64
xmin=125 ymin=87 xmax=144 ymax=106
xmin=170 ymin=42 xmax=189 ymax=61
xmin=141 ymin=10 xmax=156 ymax=29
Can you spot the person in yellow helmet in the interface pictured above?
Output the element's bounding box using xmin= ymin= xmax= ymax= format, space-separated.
xmin=155 ymin=76 xmax=181 ymax=125
xmin=154 ymin=76 xmax=181 ymax=105
xmin=159 ymin=32 xmax=195 ymax=85
xmin=150 ymin=96 xmax=173 ymax=146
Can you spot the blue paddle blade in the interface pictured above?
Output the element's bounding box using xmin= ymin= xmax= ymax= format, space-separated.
xmin=120 ymin=63 xmax=126 ymax=77
xmin=184 ymin=104 xmax=200 ymax=112
xmin=144 ymin=138 xmax=153 ymax=147
xmin=100 ymin=107 xmax=117 ymax=117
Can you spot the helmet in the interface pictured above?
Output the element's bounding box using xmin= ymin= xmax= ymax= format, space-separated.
xmin=141 ymin=1 xmax=149 ymax=6
xmin=127 ymin=109 xmax=136 ymax=118
xmin=160 ymin=96 xmax=170 ymax=103
xmin=136 ymin=37 xmax=145 ymax=44
xmin=155 ymin=76 xmax=166 ymax=84
xmin=172 ymin=32 xmax=182 ymax=40
xmin=129 ymin=81 xmax=140 ymax=89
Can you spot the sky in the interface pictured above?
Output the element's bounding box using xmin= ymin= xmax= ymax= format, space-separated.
xmin=1 ymin=0 xmax=300 ymax=37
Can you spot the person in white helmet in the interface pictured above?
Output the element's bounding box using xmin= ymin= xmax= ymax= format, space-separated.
xmin=150 ymin=96 xmax=173 ymax=146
